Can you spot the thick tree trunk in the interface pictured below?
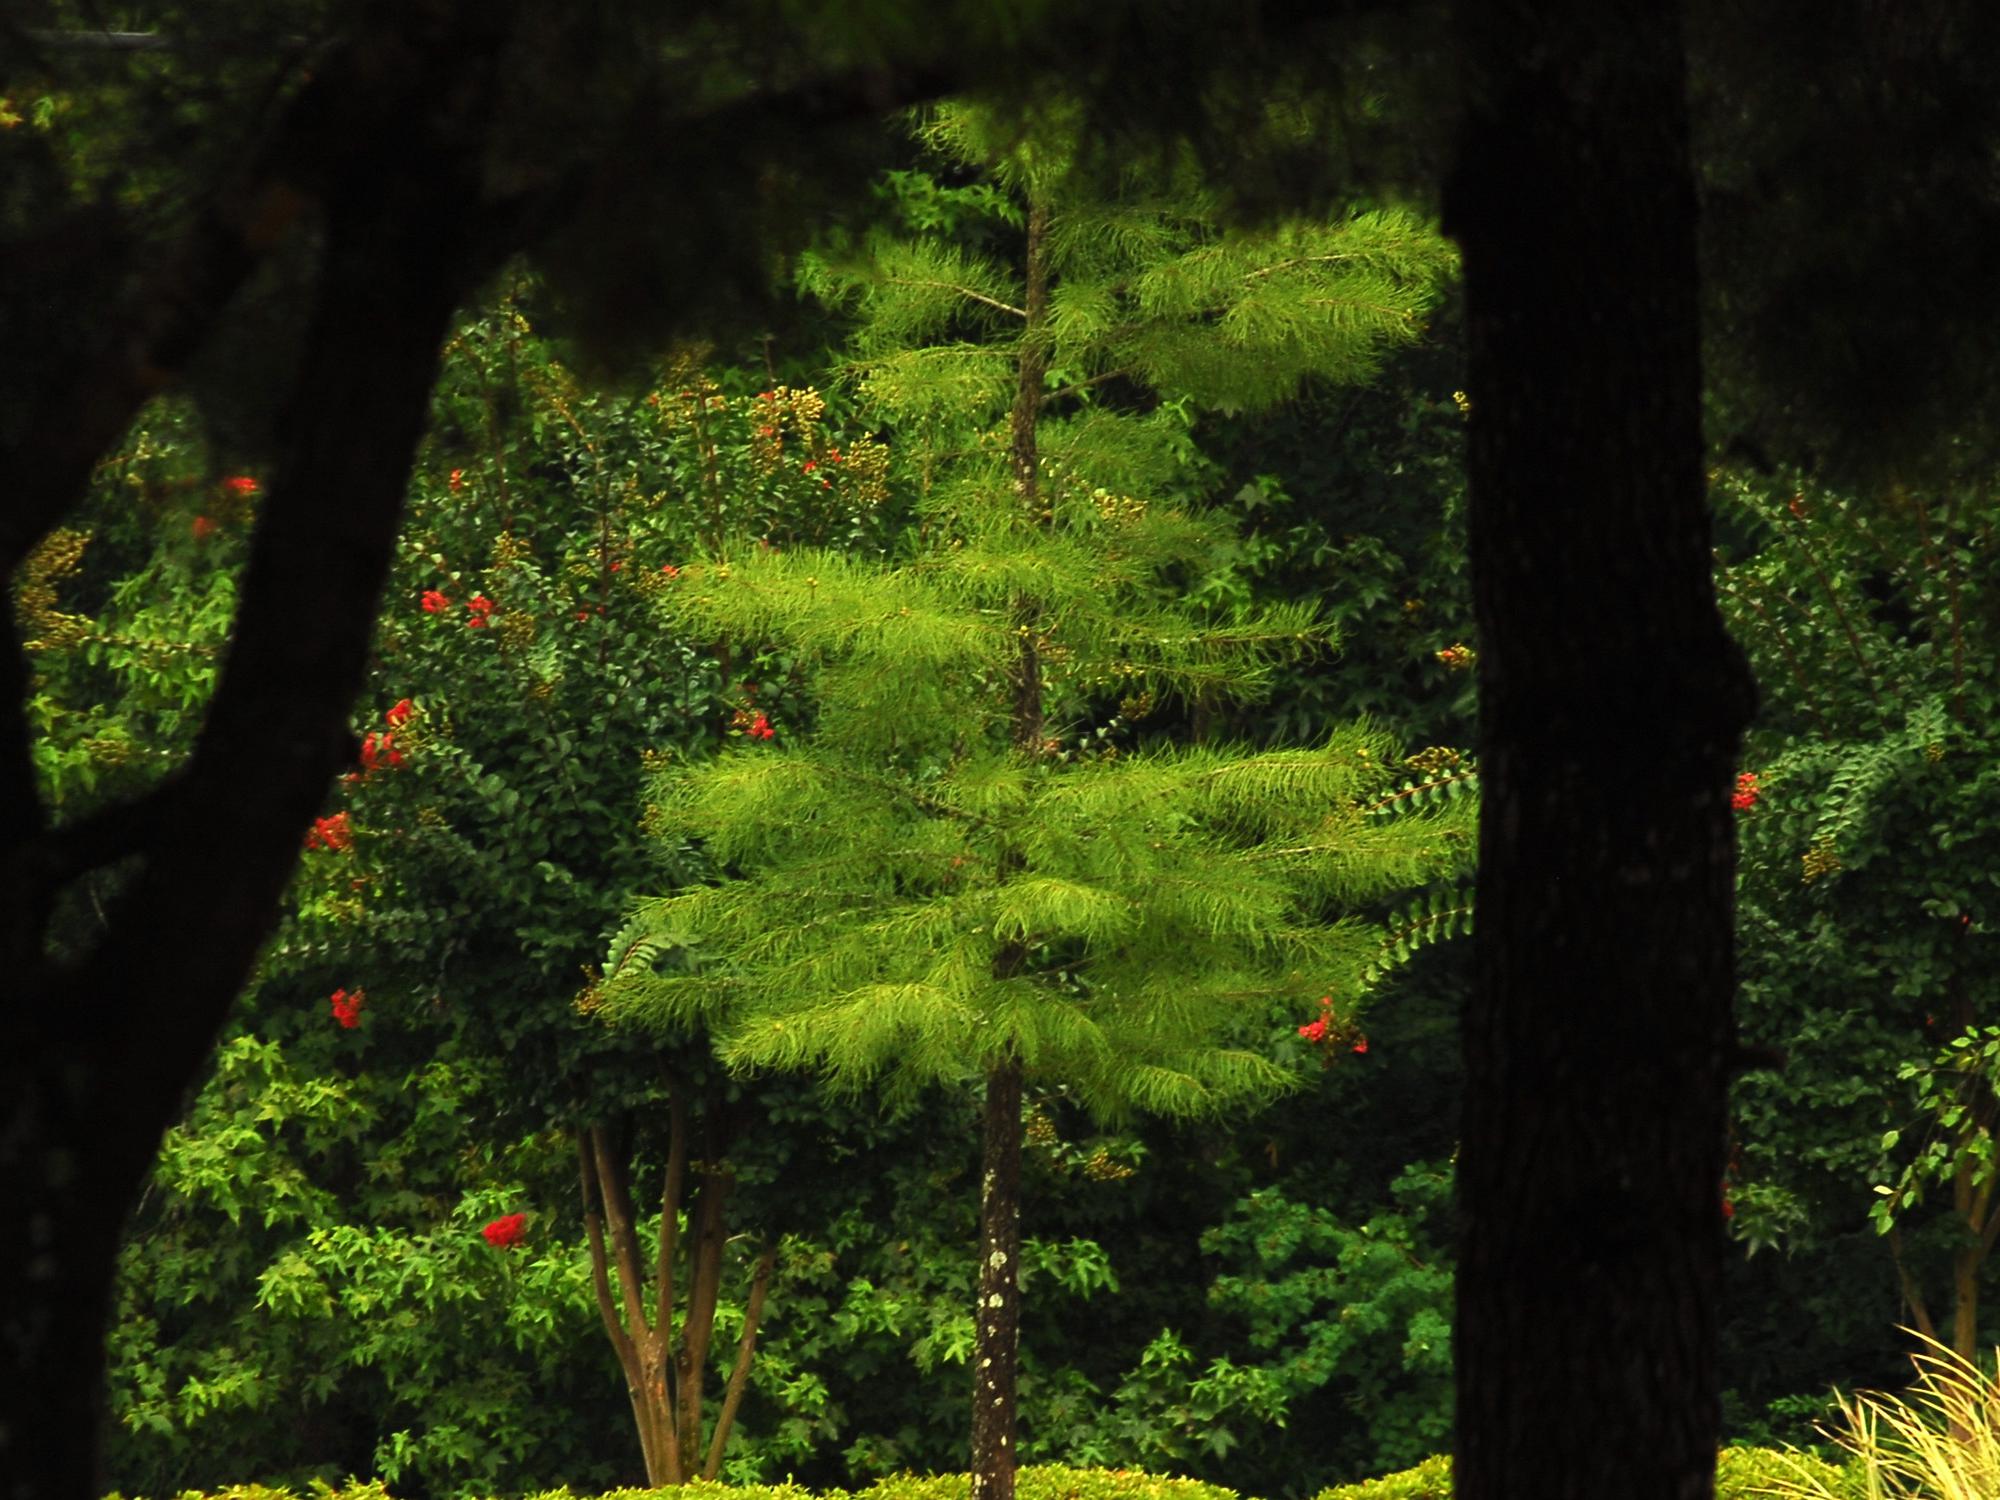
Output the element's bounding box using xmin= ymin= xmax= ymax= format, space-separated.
xmin=970 ymin=1059 xmax=1026 ymax=1500
xmin=1 ymin=192 xmax=477 ymax=1498
xmin=1447 ymin=8 xmax=1757 ymax=1500
xmin=0 ymin=15 xmax=516 ymax=1473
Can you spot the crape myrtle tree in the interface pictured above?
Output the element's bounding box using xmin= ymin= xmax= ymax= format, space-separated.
xmin=115 ymin=296 xmax=1030 ymax=1492
xmin=29 ymin=302 xmax=904 ymax=1492
xmin=42 ymin=296 xmax=1122 ymax=1493
xmin=597 ymin=103 xmax=1472 ymax=1500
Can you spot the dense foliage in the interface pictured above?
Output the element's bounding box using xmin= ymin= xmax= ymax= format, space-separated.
xmin=25 ymin=238 xmax=1475 ymax=1497
xmin=19 ymin=58 xmax=1994 ymax=1500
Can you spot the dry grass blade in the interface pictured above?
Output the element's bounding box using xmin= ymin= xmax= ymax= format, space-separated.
xmin=1751 ymin=1331 xmax=2000 ymax=1500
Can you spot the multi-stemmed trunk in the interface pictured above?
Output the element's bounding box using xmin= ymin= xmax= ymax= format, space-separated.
xmin=577 ymin=1088 xmax=778 ymax=1484
xmin=1448 ymin=6 xmax=1757 ymax=1499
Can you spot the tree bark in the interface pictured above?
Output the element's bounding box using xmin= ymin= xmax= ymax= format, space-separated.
xmin=1447 ymin=7 xmax=1756 ymax=1500
xmin=970 ymin=1059 xmax=1026 ymax=1500
xmin=578 ymin=1092 xmax=769 ymax=1487
xmin=1 ymin=168 xmax=486 ymax=1499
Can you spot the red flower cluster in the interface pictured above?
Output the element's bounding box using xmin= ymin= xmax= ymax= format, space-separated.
xmin=448 ymin=469 xmax=465 ymax=490
xmin=386 ymin=698 xmax=415 ymax=729
xmin=482 ymin=1213 xmax=527 ymax=1249
xmin=192 ymin=515 xmax=218 ymax=541
xmin=465 ymin=594 xmax=494 ymax=629
xmin=360 ymin=730 xmax=404 ymax=772
xmin=1298 ymin=995 xmax=1369 ymax=1060
xmin=729 ymin=706 xmax=776 ymax=741
xmin=1732 ymin=772 xmax=1761 ymax=811
xmin=224 ymin=475 xmax=260 ymax=496
xmin=329 ymin=987 xmax=365 ymax=1028
xmin=660 ymin=563 xmax=681 ymax=578
xmin=304 ymin=812 xmax=352 ymax=852
xmin=421 ymin=589 xmax=451 ymax=613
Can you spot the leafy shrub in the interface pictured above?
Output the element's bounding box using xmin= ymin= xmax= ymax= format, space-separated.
xmin=1744 ymin=1338 xmax=2000 ymax=1500
xmin=1714 ymin=1444 xmax=1859 ymax=1500
xmin=1294 ymin=1447 xmax=1860 ymax=1500
xmin=1305 ymin=1452 xmax=1450 ymax=1500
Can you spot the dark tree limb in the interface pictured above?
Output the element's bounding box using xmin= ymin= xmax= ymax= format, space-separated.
xmin=0 ymin=7 xmax=498 ymax=577
xmin=0 ymin=16 xmax=511 ymax=1485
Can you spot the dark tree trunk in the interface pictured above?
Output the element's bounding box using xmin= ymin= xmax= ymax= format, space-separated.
xmin=969 ymin=1059 xmax=1025 ymax=1500
xmin=1446 ymin=7 xmax=1756 ymax=1500
xmin=0 ymin=138 xmax=489 ymax=1500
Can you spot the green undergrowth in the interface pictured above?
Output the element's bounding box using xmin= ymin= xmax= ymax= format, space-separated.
xmin=110 ymin=1449 xmax=1862 ymax=1500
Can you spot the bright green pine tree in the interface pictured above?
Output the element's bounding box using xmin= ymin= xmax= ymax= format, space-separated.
xmin=600 ymin=104 xmax=1470 ymax=1500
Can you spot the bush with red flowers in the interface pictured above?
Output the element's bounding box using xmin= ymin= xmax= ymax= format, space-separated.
xmin=481 ymin=1212 xmax=528 ymax=1249
xmin=328 ymin=987 xmax=365 ymax=1028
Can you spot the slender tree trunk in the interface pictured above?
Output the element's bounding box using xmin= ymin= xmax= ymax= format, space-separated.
xmin=1447 ymin=8 xmax=1756 ymax=1500
xmin=970 ymin=1059 xmax=1026 ymax=1500
xmin=705 ymin=1242 xmax=779 ymax=1480
xmin=970 ymin=191 xmax=1052 ymax=1500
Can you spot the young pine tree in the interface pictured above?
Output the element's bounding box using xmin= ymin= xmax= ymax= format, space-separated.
xmin=601 ymin=105 xmax=1469 ymax=1500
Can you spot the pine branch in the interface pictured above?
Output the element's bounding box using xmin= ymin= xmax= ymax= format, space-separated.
xmin=883 ymin=277 xmax=1027 ymax=319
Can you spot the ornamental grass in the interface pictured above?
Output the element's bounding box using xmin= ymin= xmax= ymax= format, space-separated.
xmin=1757 ymin=1334 xmax=2000 ymax=1500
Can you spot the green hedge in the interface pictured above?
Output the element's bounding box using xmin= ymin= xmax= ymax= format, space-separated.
xmin=1308 ymin=1452 xmax=1451 ymax=1500
xmin=113 ymin=1451 xmax=1859 ymax=1500
xmin=1299 ymin=1447 xmax=1858 ymax=1500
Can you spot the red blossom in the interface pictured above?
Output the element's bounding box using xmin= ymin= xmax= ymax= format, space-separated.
xmin=385 ymin=698 xmax=415 ymax=729
xmin=1732 ymin=771 xmax=1761 ymax=812
xmin=749 ymin=713 xmax=775 ymax=741
xmin=482 ymin=1213 xmax=528 ymax=1249
xmin=465 ymin=594 xmax=494 ymax=628
xmin=1297 ymin=1018 xmax=1329 ymax=1043
xmin=329 ymin=987 xmax=366 ymax=1029
xmin=802 ymin=459 xmax=817 ymax=473
xmin=660 ymin=563 xmax=681 ymax=578
xmin=1351 ymin=1036 xmax=1369 ymax=1056
xmin=448 ymin=468 xmax=465 ymax=490
xmin=304 ymin=812 xmax=353 ymax=852
xmin=421 ymin=589 xmax=451 ymax=614
xmin=223 ymin=475 xmax=260 ymax=496
xmin=191 ymin=515 xmax=217 ymax=541
xmin=360 ymin=731 xmax=404 ymax=772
